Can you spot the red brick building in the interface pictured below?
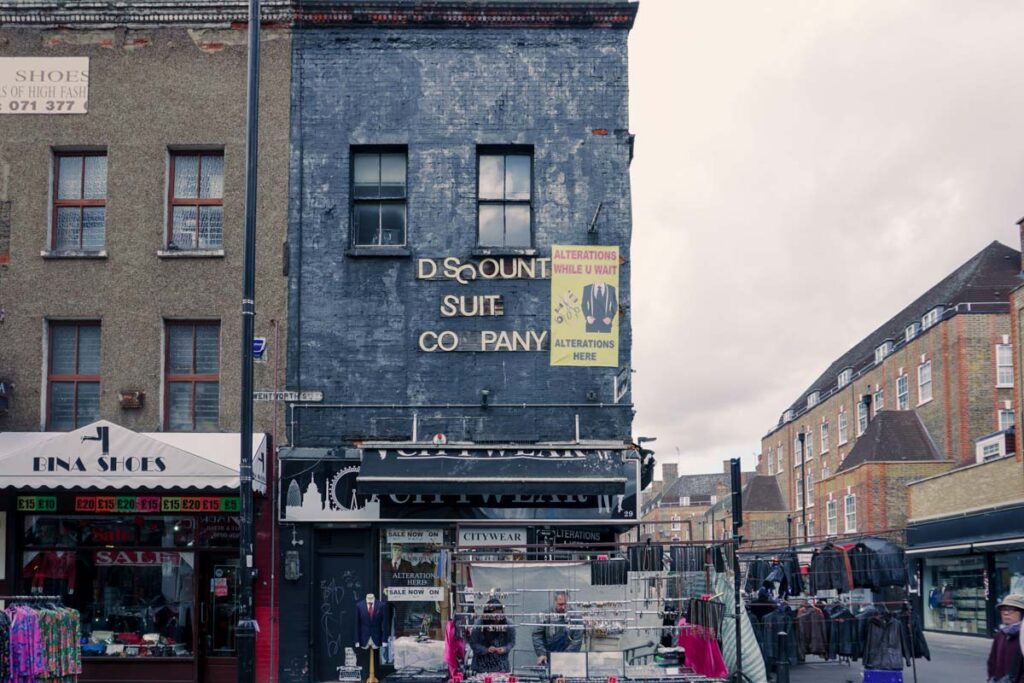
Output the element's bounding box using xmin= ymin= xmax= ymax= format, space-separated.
xmin=756 ymin=240 xmax=1021 ymax=544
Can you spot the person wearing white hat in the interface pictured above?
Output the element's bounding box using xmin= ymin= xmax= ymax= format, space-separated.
xmin=988 ymin=593 xmax=1024 ymax=683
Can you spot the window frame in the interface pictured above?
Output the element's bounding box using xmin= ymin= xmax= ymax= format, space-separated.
xmin=51 ymin=151 xmax=107 ymax=252
xmin=476 ymin=147 xmax=533 ymax=249
xmin=350 ymin=147 xmax=409 ymax=249
xmin=167 ymin=150 xmax=225 ymax=251
xmin=999 ymin=409 xmax=1015 ymax=432
xmin=838 ymin=410 xmax=848 ymax=445
xmin=844 ymin=494 xmax=857 ymax=533
xmin=905 ymin=322 xmax=920 ymax=342
xmin=874 ymin=340 xmax=892 ymax=364
xmin=826 ymin=499 xmax=837 ymax=535
xmin=795 ymin=477 xmax=804 ymax=510
xmin=897 ymin=374 xmax=909 ymax=410
xmin=820 ymin=421 xmax=830 ymax=453
xmin=856 ymin=401 xmax=868 ymax=436
xmin=164 ymin=320 xmax=221 ymax=431
xmin=807 ymin=392 xmax=819 ymax=408
xmin=837 ymin=368 xmax=852 ymax=389
xmin=805 ymin=471 xmax=815 ymax=507
xmin=997 ymin=344 xmax=1014 ymax=387
xmin=873 ymin=387 xmax=884 ymax=414
xmin=46 ymin=321 xmax=101 ymax=430
xmin=767 ymin=448 xmax=774 ymax=475
xmin=918 ymin=360 xmax=933 ymax=405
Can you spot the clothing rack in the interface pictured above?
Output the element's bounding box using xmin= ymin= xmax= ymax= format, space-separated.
xmin=0 ymin=595 xmax=63 ymax=604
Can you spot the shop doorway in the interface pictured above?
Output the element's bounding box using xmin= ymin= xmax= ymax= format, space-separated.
xmin=199 ymin=554 xmax=240 ymax=681
xmin=315 ymin=549 xmax=369 ymax=681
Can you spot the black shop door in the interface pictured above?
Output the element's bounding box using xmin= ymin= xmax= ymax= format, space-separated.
xmin=315 ymin=546 xmax=370 ymax=682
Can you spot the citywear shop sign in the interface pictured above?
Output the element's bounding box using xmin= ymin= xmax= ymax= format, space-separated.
xmin=458 ymin=527 xmax=527 ymax=547
xmin=280 ymin=454 xmax=640 ymax=523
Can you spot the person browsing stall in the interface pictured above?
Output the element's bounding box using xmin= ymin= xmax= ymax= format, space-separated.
xmin=533 ymin=591 xmax=582 ymax=666
xmin=470 ymin=597 xmax=514 ymax=673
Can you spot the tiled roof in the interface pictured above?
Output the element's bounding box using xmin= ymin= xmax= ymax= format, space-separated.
xmin=772 ymin=241 xmax=1021 ymax=433
xmin=836 ymin=410 xmax=943 ymax=472
xmin=661 ymin=473 xmax=729 ymax=502
xmin=742 ymin=475 xmax=786 ymax=511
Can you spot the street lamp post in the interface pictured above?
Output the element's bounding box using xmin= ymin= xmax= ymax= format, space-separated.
xmin=797 ymin=430 xmax=807 ymax=545
xmin=786 ymin=514 xmax=793 ymax=550
xmin=236 ymin=1 xmax=261 ymax=681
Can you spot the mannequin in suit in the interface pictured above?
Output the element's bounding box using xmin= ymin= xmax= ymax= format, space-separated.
xmin=581 ymin=282 xmax=618 ymax=333
xmin=354 ymin=593 xmax=389 ymax=648
xmin=354 ymin=593 xmax=388 ymax=683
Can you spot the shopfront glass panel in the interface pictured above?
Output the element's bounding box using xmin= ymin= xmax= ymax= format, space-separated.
xmin=923 ymin=555 xmax=986 ymax=634
xmin=22 ymin=515 xmax=198 ymax=657
xmin=994 ymin=551 xmax=1024 ymax=605
xmin=380 ymin=529 xmax=451 ymax=669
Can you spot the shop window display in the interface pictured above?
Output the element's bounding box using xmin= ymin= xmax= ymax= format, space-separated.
xmin=22 ymin=515 xmax=199 ymax=658
xmin=923 ymin=555 xmax=986 ymax=634
xmin=380 ymin=530 xmax=451 ymax=669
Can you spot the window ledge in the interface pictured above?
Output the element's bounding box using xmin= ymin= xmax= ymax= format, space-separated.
xmin=345 ymin=246 xmax=412 ymax=258
xmin=471 ymin=246 xmax=537 ymax=257
xmin=917 ymin=397 xmax=933 ymax=407
xmin=997 ymin=383 xmax=1014 ymax=389
xmin=41 ymin=249 xmax=107 ymax=259
xmin=157 ymin=249 xmax=225 ymax=259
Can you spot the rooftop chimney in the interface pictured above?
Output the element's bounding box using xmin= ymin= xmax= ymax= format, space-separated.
xmin=662 ymin=463 xmax=678 ymax=484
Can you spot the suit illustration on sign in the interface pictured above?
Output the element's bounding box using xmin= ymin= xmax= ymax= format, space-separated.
xmin=581 ymin=282 xmax=618 ymax=333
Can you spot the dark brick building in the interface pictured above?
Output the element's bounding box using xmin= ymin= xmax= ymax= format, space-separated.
xmin=276 ymin=3 xmax=639 ymax=681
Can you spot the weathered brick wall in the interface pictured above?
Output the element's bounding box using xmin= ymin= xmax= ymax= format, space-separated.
xmin=908 ymin=455 xmax=1024 ymax=520
xmin=287 ymin=27 xmax=633 ymax=444
xmin=0 ymin=27 xmax=291 ymax=436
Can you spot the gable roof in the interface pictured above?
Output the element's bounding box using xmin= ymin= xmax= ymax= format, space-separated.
xmin=742 ymin=475 xmax=786 ymax=511
xmin=661 ymin=473 xmax=729 ymax=502
xmin=837 ymin=410 xmax=943 ymax=473
xmin=772 ymin=241 xmax=1021 ymax=433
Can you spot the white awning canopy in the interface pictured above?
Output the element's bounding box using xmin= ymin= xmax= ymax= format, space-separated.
xmin=0 ymin=420 xmax=266 ymax=493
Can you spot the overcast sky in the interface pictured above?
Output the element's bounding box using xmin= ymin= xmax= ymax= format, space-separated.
xmin=627 ymin=1 xmax=1024 ymax=478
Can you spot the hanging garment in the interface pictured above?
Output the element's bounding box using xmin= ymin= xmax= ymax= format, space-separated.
xmin=591 ymin=558 xmax=627 ymax=585
xmin=443 ymin=619 xmax=465 ymax=679
xmin=671 ymin=545 xmax=706 ymax=573
xmin=859 ymin=610 xmax=908 ymax=671
xmin=794 ymin=605 xmax=829 ymax=658
xmin=6 ymin=605 xmax=46 ymax=683
xmin=628 ymin=544 xmax=664 ymax=571
xmin=0 ymin=610 xmax=10 ymax=680
xmin=825 ymin=604 xmax=860 ymax=660
xmin=677 ymin=620 xmax=728 ymax=679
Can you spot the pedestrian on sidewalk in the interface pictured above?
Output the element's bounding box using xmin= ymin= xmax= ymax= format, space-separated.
xmin=987 ymin=593 xmax=1024 ymax=683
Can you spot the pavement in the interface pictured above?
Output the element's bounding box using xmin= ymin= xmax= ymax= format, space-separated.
xmin=788 ymin=631 xmax=991 ymax=683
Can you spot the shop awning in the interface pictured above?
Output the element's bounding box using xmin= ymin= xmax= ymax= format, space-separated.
xmin=356 ymin=445 xmax=627 ymax=496
xmin=0 ymin=420 xmax=266 ymax=493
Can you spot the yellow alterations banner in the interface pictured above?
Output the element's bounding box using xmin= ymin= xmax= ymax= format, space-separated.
xmin=550 ymin=245 xmax=620 ymax=367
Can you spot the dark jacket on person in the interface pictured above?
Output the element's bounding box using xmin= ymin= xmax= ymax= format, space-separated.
xmin=987 ymin=625 xmax=1024 ymax=683
xmin=470 ymin=615 xmax=515 ymax=673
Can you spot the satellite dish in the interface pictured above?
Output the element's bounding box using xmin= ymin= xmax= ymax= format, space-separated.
xmin=432 ymin=433 xmax=447 ymax=445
